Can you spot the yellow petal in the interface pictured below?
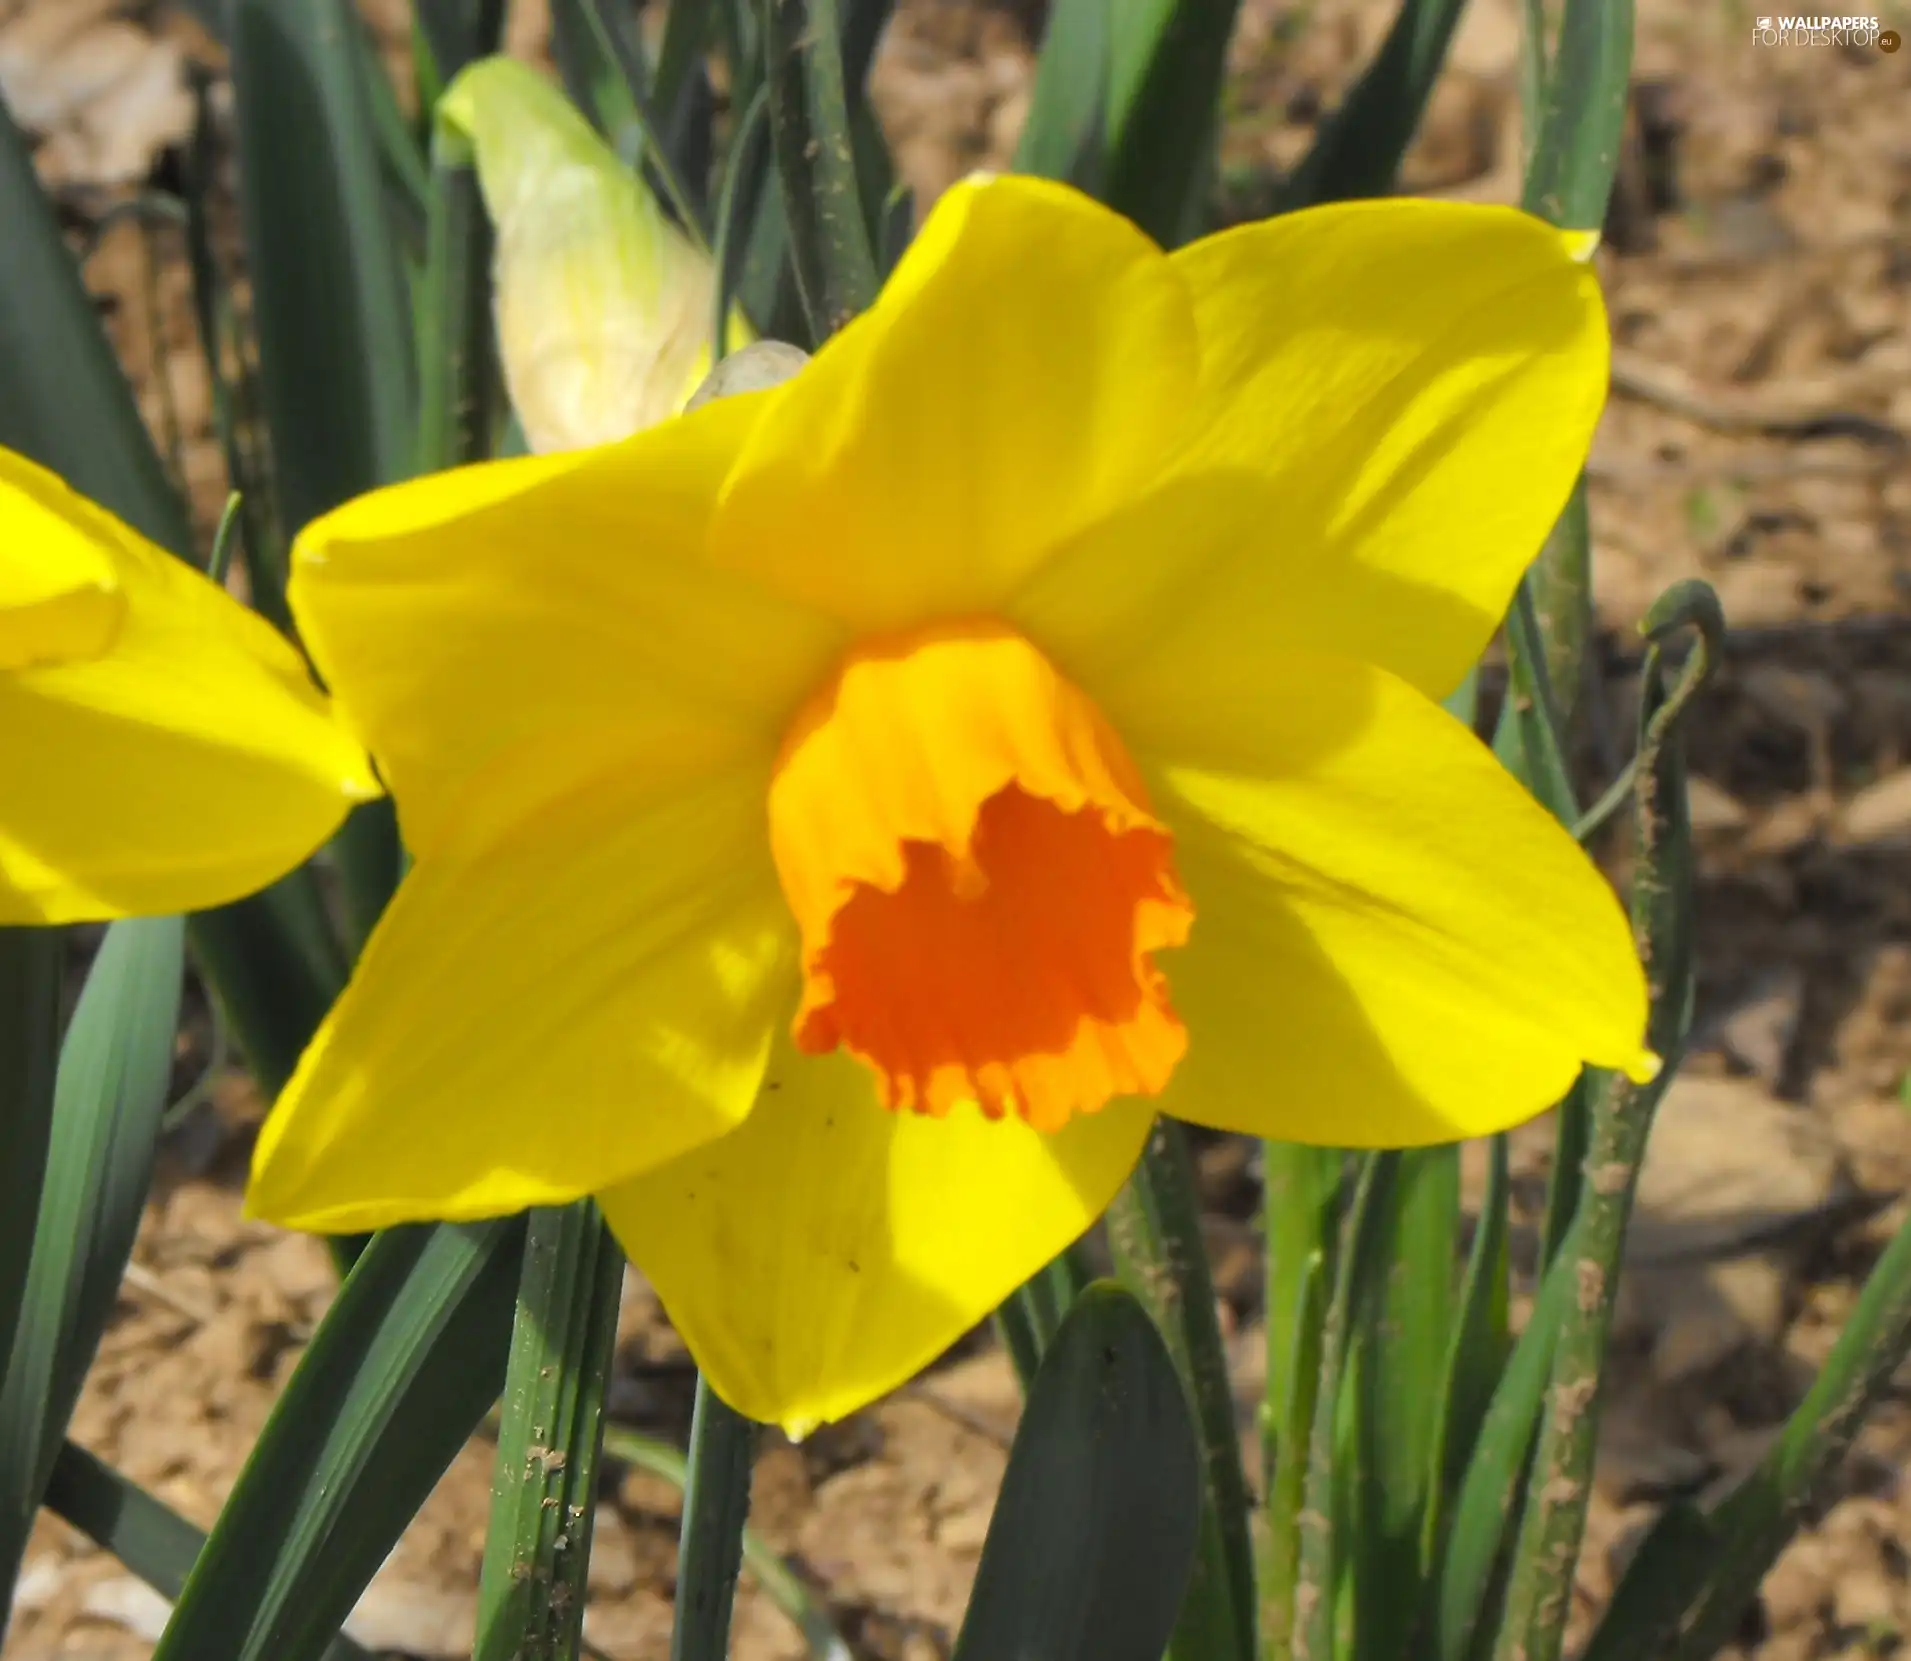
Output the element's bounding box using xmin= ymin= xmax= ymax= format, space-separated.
xmin=1014 ymin=201 xmax=1607 ymax=703
xmin=288 ymin=389 xmax=847 ymax=859
xmin=0 ymin=453 xmax=378 ymax=925
xmin=1123 ymin=646 xmax=1649 ymax=1144
xmin=0 ymin=448 xmax=125 ymax=668
xmin=440 ymin=57 xmax=748 ymax=451
xmin=599 ymin=1039 xmax=1153 ymax=1437
xmin=711 ymin=173 xmax=1197 ymax=632
xmin=248 ymin=746 xmax=798 ymax=1233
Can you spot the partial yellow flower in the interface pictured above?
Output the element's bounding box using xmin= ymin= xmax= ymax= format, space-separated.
xmin=0 ymin=448 xmax=380 ymax=923
xmin=440 ymin=56 xmax=749 ymax=452
xmin=249 ymin=174 xmax=1649 ymax=1436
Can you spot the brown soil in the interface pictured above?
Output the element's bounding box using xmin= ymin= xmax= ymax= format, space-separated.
xmin=6 ymin=2 xmax=1911 ymax=1658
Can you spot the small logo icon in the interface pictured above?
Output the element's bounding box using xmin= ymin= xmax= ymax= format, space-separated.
xmin=1882 ymin=26 xmax=1903 ymax=48
xmin=1756 ymin=13 xmax=1773 ymax=24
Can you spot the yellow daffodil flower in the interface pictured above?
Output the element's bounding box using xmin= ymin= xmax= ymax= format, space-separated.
xmin=247 ymin=173 xmax=1651 ymax=1436
xmin=1 ymin=449 xmax=379 ymax=923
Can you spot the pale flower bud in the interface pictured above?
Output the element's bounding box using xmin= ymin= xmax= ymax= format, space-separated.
xmin=437 ymin=57 xmax=749 ymax=452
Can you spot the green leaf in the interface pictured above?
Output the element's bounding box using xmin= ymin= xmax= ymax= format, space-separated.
xmin=184 ymin=879 xmax=345 ymax=1100
xmin=652 ymin=0 xmax=719 ymax=171
xmin=1354 ymin=1148 xmax=1459 ymax=1660
xmin=1525 ymin=475 xmax=1595 ymax=734
xmin=1259 ymin=1142 xmax=1338 ymax=1652
xmin=951 ymin=1282 xmax=1202 ymax=1661
xmin=0 ymin=929 xmax=61 ymax=1462
xmin=1577 ymin=1501 xmax=1716 ymax=1661
xmin=1425 ymin=1134 xmax=1511 ymax=1564
xmin=475 ymin=1202 xmax=624 ymax=1660
xmin=1520 ymin=0 xmax=1634 ymax=231
xmin=1280 ymin=0 xmax=1470 ymax=209
xmin=1016 ymin=0 xmax=1239 ymax=247
xmin=227 ymin=0 xmax=417 ymax=946
xmin=180 ymin=81 xmax=287 ymax=629
xmin=1292 ymin=1153 xmax=1396 ymax=1661
xmin=152 ymin=1219 xmax=522 ymax=1661
xmin=43 ymin=1441 xmax=374 ymax=1661
xmin=0 ymin=919 xmax=184 ymax=1620
xmin=1011 ymin=0 xmax=1108 ymax=190
xmin=228 ymin=0 xmax=417 ymax=536
xmin=1492 ymin=577 xmax=1579 ymax=824
xmin=1106 ymin=1121 xmax=1258 ymax=1661
xmin=549 ymin=0 xmax=712 ymax=243
xmin=1421 ymin=1224 xmax=1576 ymax=1661
xmin=765 ymin=0 xmax=882 ymax=338
xmin=43 ymin=1441 xmax=209 ymax=1607
xmin=415 ymin=123 xmax=496 ymax=473
xmin=671 ymin=1376 xmax=760 ymax=1661
xmin=415 ymin=0 xmax=510 ymax=89
xmin=1591 ymin=1166 xmax=1911 ymax=1660
xmin=712 ymin=83 xmax=777 ymax=351
xmin=0 ymin=98 xmax=189 ymax=550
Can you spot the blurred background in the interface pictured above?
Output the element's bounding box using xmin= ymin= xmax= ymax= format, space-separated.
xmin=2 ymin=2 xmax=1909 ymax=1656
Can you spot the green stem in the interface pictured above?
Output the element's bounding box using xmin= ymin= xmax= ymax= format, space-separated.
xmin=604 ymin=1426 xmax=850 ymax=1661
xmin=996 ymin=1240 xmax=1097 ymax=1390
xmin=762 ymin=0 xmax=880 ymax=339
xmin=1106 ymin=1120 xmax=1259 ymax=1661
xmin=474 ymin=1203 xmax=626 ymax=1661
xmin=1491 ymin=584 xmax=1718 ymax=1661
xmin=670 ymin=1376 xmax=760 ymax=1661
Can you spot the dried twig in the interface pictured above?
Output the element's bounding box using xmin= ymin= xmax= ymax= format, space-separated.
xmin=1609 ymin=350 xmax=1905 ymax=449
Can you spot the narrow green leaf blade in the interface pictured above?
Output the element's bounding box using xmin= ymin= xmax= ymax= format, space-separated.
xmin=415 ymin=123 xmax=496 ymax=474
xmin=1101 ymin=1 xmax=1241 ymax=247
xmin=1260 ymin=1141 xmax=1338 ymax=1652
xmin=1013 ymin=0 xmax=1237 ymax=247
xmin=1425 ymin=1133 xmax=1511 ymax=1564
xmin=152 ymin=1219 xmax=522 ymax=1661
xmin=44 ymin=1441 xmax=374 ymax=1661
xmin=1294 ymin=1153 xmax=1396 ymax=1661
xmin=0 ymin=919 xmax=184 ymax=1618
xmin=0 ymin=96 xmax=188 ymax=549
xmin=1281 ymin=0 xmax=1470 ymax=209
xmin=1520 ymin=0 xmax=1635 ymax=231
xmin=1594 ymin=1185 xmax=1911 ymax=1661
xmin=415 ymin=0 xmax=509 ymax=89
xmin=0 ymin=929 xmax=61 ymax=1450
xmin=951 ymin=1282 xmax=1201 ymax=1661
xmin=228 ymin=0 xmax=417 ymax=535
xmin=1012 ymin=0 xmax=1108 ymax=189
xmin=1354 ymin=1147 xmax=1459 ymax=1660
xmin=1422 ymin=1231 xmax=1576 ymax=1661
